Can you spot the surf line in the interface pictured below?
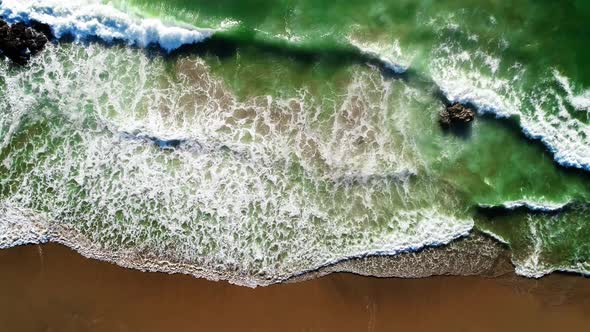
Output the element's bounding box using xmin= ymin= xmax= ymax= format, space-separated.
xmin=2 ymin=1 xmax=589 ymax=171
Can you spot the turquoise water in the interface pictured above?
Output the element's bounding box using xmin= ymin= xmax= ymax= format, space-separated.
xmin=0 ymin=0 xmax=589 ymax=285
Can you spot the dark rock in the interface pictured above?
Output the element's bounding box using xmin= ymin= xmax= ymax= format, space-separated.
xmin=0 ymin=24 xmax=8 ymax=39
xmin=30 ymin=21 xmax=53 ymax=39
xmin=11 ymin=22 xmax=26 ymax=36
xmin=440 ymin=102 xmax=475 ymax=127
xmin=0 ymin=19 xmax=49 ymax=65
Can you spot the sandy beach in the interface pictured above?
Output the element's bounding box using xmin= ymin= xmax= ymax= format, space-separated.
xmin=0 ymin=243 xmax=589 ymax=332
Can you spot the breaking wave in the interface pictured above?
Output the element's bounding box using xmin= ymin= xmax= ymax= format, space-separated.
xmin=430 ymin=17 xmax=590 ymax=171
xmin=478 ymin=203 xmax=590 ymax=278
xmin=0 ymin=0 xmax=214 ymax=52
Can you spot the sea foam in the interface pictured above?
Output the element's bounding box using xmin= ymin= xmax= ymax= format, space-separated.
xmin=479 ymin=201 xmax=567 ymax=212
xmin=553 ymin=70 xmax=590 ymax=112
xmin=0 ymin=0 xmax=214 ymax=52
xmin=347 ymin=37 xmax=410 ymax=74
xmin=431 ymin=26 xmax=590 ymax=171
xmin=0 ymin=43 xmax=474 ymax=286
xmin=0 ymin=202 xmax=49 ymax=249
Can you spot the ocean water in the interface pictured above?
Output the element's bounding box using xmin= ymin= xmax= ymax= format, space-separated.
xmin=0 ymin=0 xmax=589 ymax=286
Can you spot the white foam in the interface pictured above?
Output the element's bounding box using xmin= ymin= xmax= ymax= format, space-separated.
xmin=481 ymin=207 xmax=590 ymax=279
xmin=478 ymin=228 xmax=509 ymax=245
xmin=481 ymin=225 xmax=590 ymax=279
xmin=431 ymin=38 xmax=590 ymax=170
xmin=481 ymin=224 xmax=590 ymax=279
xmin=0 ymin=0 xmax=215 ymax=52
xmin=0 ymin=202 xmax=49 ymax=249
xmin=480 ymin=201 xmax=567 ymax=212
xmin=347 ymin=37 xmax=410 ymax=73
xmin=553 ymin=70 xmax=590 ymax=112
xmin=513 ymin=219 xmax=590 ymax=279
xmin=0 ymin=43 xmax=473 ymax=286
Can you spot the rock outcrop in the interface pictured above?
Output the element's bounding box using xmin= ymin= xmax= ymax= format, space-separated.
xmin=0 ymin=20 xmax=49 ymax=65
xmin=440 ymin=102 xmax=475 ymax=127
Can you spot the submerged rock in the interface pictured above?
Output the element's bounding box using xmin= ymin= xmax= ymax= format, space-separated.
xmin=440 ymin=102 xmax=475 ymax=126
xmin=0 ymin=19 xmax=49 ymax=65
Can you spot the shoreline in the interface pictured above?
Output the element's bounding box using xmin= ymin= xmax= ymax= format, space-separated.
xmin=0 ymin=204 xmax=567 ymax=287
xmin=2 ymin=214 xmax=511 ymax=287
xmin=4 ymin=205 xmax=499 ymax=288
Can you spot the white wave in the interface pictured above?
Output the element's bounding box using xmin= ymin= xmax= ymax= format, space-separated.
xmin=553 ymin=70 xmax=590 ymax=112
xmin=0 ymin=202 xmax=49 ymax=249
xmin=480 ymin=225 xmax=590 ymax=279
xmin=514 ymin=220 xmax=590 ymax=278
xmin=431 ymin=41 xmax=590 ymax=171
xmin=478 ymin=229 xmax=509 ymax=245
xmin=480 ymin=225 xmax=587 ymax=279
xmin=480 ymin=207 xmax=590 ymax=279
xmin=0 ymin=0 xmax=215 ymax=52
xmin=479 ymin=201 xmax=567 ymax=212
xmin=501 ymin=201 xmax=565 ymax=212
xmin=515 ymin=263 xmax=590 ymax=279
xmin=347 ymin=37 xmax=410 ymax=73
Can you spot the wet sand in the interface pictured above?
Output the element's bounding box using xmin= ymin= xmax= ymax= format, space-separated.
xmin=0 ymin=244 xmax=589 ymax=332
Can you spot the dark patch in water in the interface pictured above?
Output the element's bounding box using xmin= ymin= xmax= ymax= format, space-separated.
xmin=150 ymin=137 xmax=184 ymax=150
xmin=120 ymin=132 xmax=187 ymax=151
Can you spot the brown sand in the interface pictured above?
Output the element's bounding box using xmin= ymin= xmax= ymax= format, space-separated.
xmin=0 ymin=243 xmax=589 ymax=332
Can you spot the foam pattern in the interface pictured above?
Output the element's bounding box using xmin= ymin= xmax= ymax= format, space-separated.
xmin=429 ymin=16 xmax=590 ymax=170
xmin=478 ymin=204 xmax=590 ymax=278
xmin=0 ymin=44 xmax=472 ymax=286
xmin=0 ymin=0 xmax=214 ymax=52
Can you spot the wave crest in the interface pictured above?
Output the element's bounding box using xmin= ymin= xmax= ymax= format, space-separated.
xmin=0 ymin=0 xmax=214 ymax=52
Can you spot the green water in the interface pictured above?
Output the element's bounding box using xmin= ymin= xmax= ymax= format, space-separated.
xmin=117 ymin=0 xmax=590 ymax=83
xmin=127 ymin=0 xmax=590 ymax=212
xmin=477 ymin=205 xmax=590 ymax=276
xmin=1 ymin=0 xmax=590 ymax=283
